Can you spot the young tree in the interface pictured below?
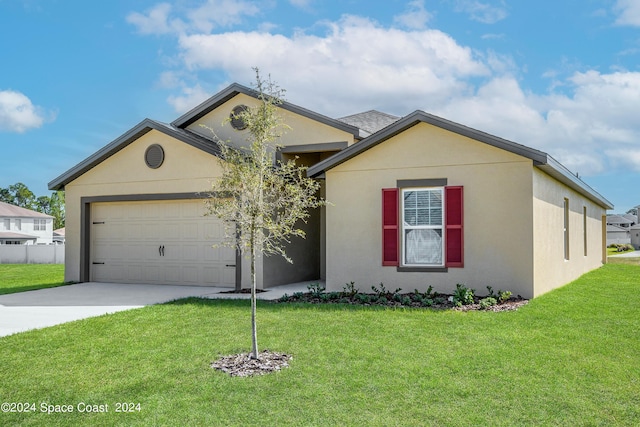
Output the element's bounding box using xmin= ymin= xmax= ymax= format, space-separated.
xmin=204 ymin=69 xmax=325 ymax=360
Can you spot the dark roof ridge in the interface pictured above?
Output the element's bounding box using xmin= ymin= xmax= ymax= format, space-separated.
xmin=308 ymin=109 xmax=613 ymax=209
xmin=171 ymin=83 xmax=361 ymax=137
xmin=48 ymin=119 xmax=220 ymax=191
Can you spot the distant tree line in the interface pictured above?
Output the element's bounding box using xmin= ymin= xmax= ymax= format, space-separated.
xmin=0 ymin=182 xmax=65 ymax=229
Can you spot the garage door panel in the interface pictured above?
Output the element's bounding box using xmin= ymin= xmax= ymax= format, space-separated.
xmin=91 ymin=200 xmax=234 ymax=287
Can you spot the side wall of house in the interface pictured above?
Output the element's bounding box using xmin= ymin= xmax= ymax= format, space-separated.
xmin=63 ymin=130 xmax=225 ymax=283
xmin=324 ymin=122 xmax=537 ymax=298
xmin=532 ymin=168 xmax=606 ymax=296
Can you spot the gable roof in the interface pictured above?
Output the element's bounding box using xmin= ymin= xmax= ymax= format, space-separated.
xmin=48 ymin=119 xmax=220 ymax=191
xmin=607 ymin=214 xmax=633 ymax=225
xmin=0 ymin=201 xmax=53 ymax=218
xmin=171 ymin=83 xmax=361 ymax=138
xmin=337 ymin=110 xmax=400 ymax=137
xmin=308 ymin=110 xmax=613 ymax=210
xmin=607 ymin=224 xmax=630 ymax=233
xmin=0 ymin=231 xmax=39 ymax=240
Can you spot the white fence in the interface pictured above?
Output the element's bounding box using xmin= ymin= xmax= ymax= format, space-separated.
xmin=0 ymin=245 xmax=65 ymax=264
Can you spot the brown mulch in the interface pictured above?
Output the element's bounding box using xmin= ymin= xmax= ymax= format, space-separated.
xmin=211 ymin=350 xmax=292 ymax=377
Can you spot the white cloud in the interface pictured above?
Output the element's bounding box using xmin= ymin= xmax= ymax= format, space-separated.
xmin=436 ymin=70 xmax=640 ymax=175
xmin=614 ymin=0 xmax=640 ymax=26
xmin=186 ymin=0 xmax=260 ymax=33
xmin=167 ymin=84 xmax=211 ymax=113
xmin=394 ymin=0 xmax=433 ymax=30
xmin=129 ymin=4 xmax=640 ymax=178
xmin=454 ymin=0 xmax=508 ymax=24
xmin=176 ymin=15 xmax=490 ymax=114
xmin=0 ymin=90 xmax=51 ymax=133
xmin=126 ymin=3 xmax=183 ymax=35
xmin=127 ymin=0 xmax=261 ymax=35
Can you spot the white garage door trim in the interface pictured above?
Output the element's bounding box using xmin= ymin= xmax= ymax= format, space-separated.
xmin=80 ymin=193 xmax=242 ymax=286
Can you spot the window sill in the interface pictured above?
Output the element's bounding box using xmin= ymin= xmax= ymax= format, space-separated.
xmin=397 ymin=266 xmax=448 ymax=273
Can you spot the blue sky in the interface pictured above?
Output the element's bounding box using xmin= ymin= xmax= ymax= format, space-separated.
xmin=1 ymin=0 xmax=639 ymax=212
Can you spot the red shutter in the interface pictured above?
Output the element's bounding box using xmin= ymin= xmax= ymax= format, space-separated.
xmin=382 ymin=188 xmax=399 ymax=266
xmin=445 ymin=186 xmax=464 ymax=268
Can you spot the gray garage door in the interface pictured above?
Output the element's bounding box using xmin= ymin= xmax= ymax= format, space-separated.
xmin=91 ymin=199 xmax=235 ymax=286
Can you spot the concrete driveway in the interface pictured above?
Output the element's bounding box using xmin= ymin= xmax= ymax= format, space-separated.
xmin=0 ymin=281 xmax=312 ymax=337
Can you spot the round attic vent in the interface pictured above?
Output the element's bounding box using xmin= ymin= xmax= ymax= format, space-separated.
xmin=230 ymin=105 xmax=249 ymax=130
xmin=144 ymin=144 xmax=164 ymax=169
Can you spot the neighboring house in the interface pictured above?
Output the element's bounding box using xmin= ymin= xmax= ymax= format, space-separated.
xmin=631 ymin=224 xmax=640 ymax=249
xmin=49 ymin=83 xmax=613 ymax=299
xmin=605 ymin=213 xmax=637 ymax=245
xmin=607 ymin=224 xmax=631 ymax=246
xmin=53 ymin=227 xmax=66 ymax=244
xmin=0 ymin=201 xmax=54 ymax=245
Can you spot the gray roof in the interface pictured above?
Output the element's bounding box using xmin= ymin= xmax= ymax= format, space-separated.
xmin=621 ymin=214 xmax=638 ymax=224
xmin=0 ymin=201 xmax=53 ymax=218
xmin=607 ymin=224 xmax=630 ymax=233
xmin=172 ymin=83 xmax=361 ymax=137
xmin=338 ymin=110 xmax=400 ymax=137
xmin=0 ymin=231 xmax=39 ymax=240
xmin=308 ymin=110 xmax=614 ymax=210
xmin=48 ymin=119 xmax=220 ymax=191
xmin=607 ymin=214 xmax=633 ymax=225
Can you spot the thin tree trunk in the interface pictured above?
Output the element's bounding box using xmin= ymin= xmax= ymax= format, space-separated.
xmin=250 ymin=224 xmax=259 ymax=360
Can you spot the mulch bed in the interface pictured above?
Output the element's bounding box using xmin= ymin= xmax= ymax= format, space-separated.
xmin=277 ymin=291 xmax=529 ymax=312
xmin=453 ymin=299 xmax=529 ymax=312
xmin=211 ymin=350 xmax=292 ymax=377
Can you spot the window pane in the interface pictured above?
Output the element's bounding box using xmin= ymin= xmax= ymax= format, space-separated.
xmin=404 ymin=229 xmax=443 ymax=265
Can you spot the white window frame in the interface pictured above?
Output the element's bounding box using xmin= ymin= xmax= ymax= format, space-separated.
xmin=34 ymin=219 xmax=46 ymax=231
xmin=401 ymin=187 xmax=445 ymax=267
xmin=3 ymin=218 xmax=10 ymax=230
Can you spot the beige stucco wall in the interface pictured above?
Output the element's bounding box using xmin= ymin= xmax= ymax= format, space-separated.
xmin=324 ymin=122 xmax=537 ymax=298
xmin=186 ymin=93 xmax=356 ymax=149
xmin=532 ymin=168 xmax=606 ymax=296
xmin=63 ymin=130 xmax=225 ymax=283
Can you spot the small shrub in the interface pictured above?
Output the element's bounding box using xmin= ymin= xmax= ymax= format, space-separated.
xmin=320 ymin=293 xmax=330 ymax=302
xmin=342 ymin=281 xmax=359 ymax=297
xmin=356 ymin=293 xmax=371 ymax=304
xmin=292 ymin=292 xmax=304 ymax=299
xmin=497 ymin=290 xmax=512 ymax=303
xmin=434 ymin=297 xmax=446 ymax=305
xmin=376 ymin=296 xmax=388 ymax=304
xmin=479 ymin=297 xmax=497 ymax=309
xmin=400 ymin=296 xmax=412 ymax=306
xmin=371 ymin=283 xmax=387 ymax=298
xmin=422 ymin=298 xmax=434 ymax=307
xmin=278 ymin=293 xmax=290 ymax=302
xmin=307 ymin=282 xmax=325 ymax=297
xmin=453 ymin=283 xmax=475 ymax=306
xmin=327 ymin=292 xmax=342 ymax=301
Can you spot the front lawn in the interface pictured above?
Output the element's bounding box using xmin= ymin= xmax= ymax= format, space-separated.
xmin=1 ymin=264 xmax=639 ymax=426
xmin=0 ymin=264 xmax=66 ymax=295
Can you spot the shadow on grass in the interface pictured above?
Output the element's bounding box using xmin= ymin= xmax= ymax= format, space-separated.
xmin=607 ymin=256 xmax=640 ymax=266
xmin=0 ymin=282 xmax=75 ymax=296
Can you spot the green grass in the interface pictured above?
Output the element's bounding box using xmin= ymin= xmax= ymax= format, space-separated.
xmin=0 ymin=264 xmax=66 ymax=295
xmin=1 ymin=264 xmax=639 ymax=426
xmin=608 ymin=256 xmax=640 ymax=266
